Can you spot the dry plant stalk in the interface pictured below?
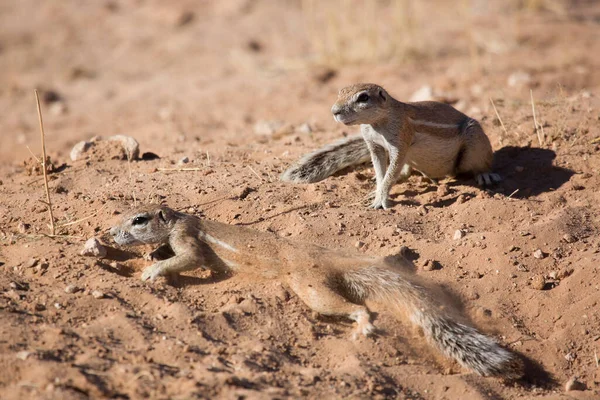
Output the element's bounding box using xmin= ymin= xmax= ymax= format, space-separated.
xmin=35 ymin=89 xmax=56 ymax=236
xmin=489 ymin=98 xmax=509 ymax=139
xmin=530 ymin=89 xmax=545 ymax=146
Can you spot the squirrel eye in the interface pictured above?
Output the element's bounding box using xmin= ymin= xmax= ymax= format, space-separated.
xmin=132 ymin=216 xmax=148 ymax=225
xmin=357 ymin=93 xmax=370 ymax=103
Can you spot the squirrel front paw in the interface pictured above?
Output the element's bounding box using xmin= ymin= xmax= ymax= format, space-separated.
xmin=141 ymin=262 xmax=168 ymax=281
xmin=369 ymin=197 xmax=390 ymax=210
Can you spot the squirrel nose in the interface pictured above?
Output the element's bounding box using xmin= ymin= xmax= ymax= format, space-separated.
xmin=331 ymin=104 xmax=342 ymax=115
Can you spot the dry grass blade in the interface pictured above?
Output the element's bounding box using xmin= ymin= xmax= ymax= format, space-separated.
xmin=530 ymin=89 xmax=545 ymax=146
xmin=58 ymin=203 xmax=108 ymax=228
xmin=157 ymin=167 xmax=204 ymax=172
xmin=247 ymin=166 xmax=264 ymax=182
xmin=34 ymin=89 xmax=56 ymax=236
xmin=489 ymin=97 xmax=509 ymax=139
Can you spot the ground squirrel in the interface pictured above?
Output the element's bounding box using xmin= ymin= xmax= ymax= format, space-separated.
xmin=282 ymin=83 xmax=500 ymax=209
xmin=111 ymin=204 xmax=523 ymax=378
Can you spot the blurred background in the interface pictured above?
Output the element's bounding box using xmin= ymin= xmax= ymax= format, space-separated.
xmin=0 ymin=0 xmax=598 ymax=163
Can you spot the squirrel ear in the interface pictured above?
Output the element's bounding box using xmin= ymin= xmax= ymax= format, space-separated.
xmin=158 ymin=209 xmax=168 ymax=223
xmin=379 ymin=90 xmax=386 ymax=102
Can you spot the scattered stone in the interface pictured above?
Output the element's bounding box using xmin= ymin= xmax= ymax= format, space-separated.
xmin=35 ymin=262 xmax=49 ymax=274
xmin=34 ymin=303 xmax=46 ymax=312
xmin=507 ymin=71 xmax=532 ymax=88
xmin=453 ymin=230 xmax=465 ymax=240
xmin=548 ymin=271 xmax=558 ymax=280
xmin=81 ymin=238 xmax=107 ymax=258
xmin=64 ymin=284 xmax=80 ymax=294
xmin=178 ymin=156 xmax=190 ymax=165
xmin=530 ymin=275 xmax=546 ymax=290
xmin=107 ymin=135 xmax=140 ymax=160
xmin=410 ymin=85 xmax=434 ymax=102
xmin=70 ymin=140 xmax=94 ymax=161
xmin=562 ymin=233 xmax=577 ymax=243
xmin=355 ymin=241 xmax=365 ymax=249
xmin=296 ymin=122 xmax=313 ymax=134
xmin=533 ymin=249 xmax=546 ymax=259
xmin=16 ymin=351 xmax=31 ymax=361
xmin=565 ymin=376 xmax=586 ymax=391
xmin=92 ymin=290 xmax=105 ymax=299
xmin=49 ymin=101 xmax=68 ymax=116
xmin=25 ymin=258 xmax=39 ymax=268
xmin=253 ymin=120 xmax=284 ymax=135
xmin=422 ymin=259 xmax=440 ymax=271
xmin=436 ymin=184 xmax=449 ymax=196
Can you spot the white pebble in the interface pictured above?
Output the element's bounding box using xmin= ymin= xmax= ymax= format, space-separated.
xmin=81 ymin=238 xmax=107 ymax=258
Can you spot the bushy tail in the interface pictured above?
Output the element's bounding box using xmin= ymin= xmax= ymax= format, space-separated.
xmin=343 ymin=266 xmax=523 ymax=379
xmin=281 ymin=135 xmax=370 ymax=183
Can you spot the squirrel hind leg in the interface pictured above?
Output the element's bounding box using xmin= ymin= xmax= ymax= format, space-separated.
xmin=285 ymin=272 xmax=375 ymax=339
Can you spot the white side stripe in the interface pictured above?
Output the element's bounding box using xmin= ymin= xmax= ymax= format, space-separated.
xmin=408 ymin=118 xmax=460 ymax=129
xmin=200 ymin=232 xmax=239 ymax=253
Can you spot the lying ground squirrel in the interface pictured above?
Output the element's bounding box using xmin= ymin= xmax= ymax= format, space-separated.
xmin=282 ymin=83 xmax=501 ymax=209
xmin=111 ymin=204 xmax=523 ymax=378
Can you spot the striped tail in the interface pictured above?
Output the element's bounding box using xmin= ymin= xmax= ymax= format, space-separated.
xmin=281 ymin=135 xmax=371 ymax=183
xmin=343 ymin=266 xmax=524 ymax=378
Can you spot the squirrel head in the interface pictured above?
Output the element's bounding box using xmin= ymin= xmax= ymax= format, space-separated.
xmin=331 ymin=83 xmax=390 ymax=126
xmin=110 ymin=204 xmax=180 ymax=246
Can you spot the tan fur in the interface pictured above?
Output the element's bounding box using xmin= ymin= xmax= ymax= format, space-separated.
xmin=111 ymin=205 xmax=523 ymax=379
xmin=282 ymin=83 xmax=500 ymax=209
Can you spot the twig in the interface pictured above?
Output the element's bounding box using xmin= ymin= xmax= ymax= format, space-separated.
xmin=157 ymin=167 xmax=203 ymax=172
xmin=590 ymin=137 xmax=600 ymax=145
xmin=25 ymin=145 xmax=41 ymax=163
xmin=507 ymin=189 xmax=520 ymax=199
xmin=206 ymin=151 xmax=211 ymax=167
xmin=595 ymin=349 xmax=598 ymax=368
xmin=489 ymin=97 xmax=509 ymax=139
xmin=58 ymin=203 xmax=108 ymax=228
xmin=530 ymin=89 xmax=544 ymax=146
xmin=35 ymin=90 xmax=56 ymax=236
xmin=247 ymin=166 xmax=264 ymax=182
xmin=126 ymin=148 xmax=137 ymax=207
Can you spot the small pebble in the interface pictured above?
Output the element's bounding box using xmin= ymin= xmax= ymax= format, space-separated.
xmin=355 ymin=241 xmax=364 ymax=249
xmin=178 ymin=156 xmax=189 ymax=165
xmin=25 ymin=258 xmax=39 ymax=268
xmin=530 ymin=275 xmax=546 ymax=290
xmin=81 ymin=238 xmax=107 ymax=258
xmin=92 ymin=290 xmax=105 ymax=299
xmin=65 ymin=284 xmax=80 ymax=294
xmin=437 ymin=184 xmax=449 ymax=196
xmin=562 ymin=233 xmax=577 ymax=243
xmin=107 ymin=135 xmax=140 ymax=160
xmin=453 ymin=230 xmax=464 ymax=240
xmin=533 ymin=249 xmax=545 ymax=259
xmin=16 ymin=351 xmax=31 ymax=361
xmin=296 ymin=122 xmax=312 ymax=134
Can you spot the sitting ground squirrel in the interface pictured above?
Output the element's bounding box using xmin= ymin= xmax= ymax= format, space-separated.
xmin=282 ymin=83 xmax=501 ymax=209
xmin=111 ymin=204 xmax=523 ymax=378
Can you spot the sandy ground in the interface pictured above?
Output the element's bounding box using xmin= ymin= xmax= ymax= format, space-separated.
xmin=1 ymin=0 xmax=600 ymax=398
